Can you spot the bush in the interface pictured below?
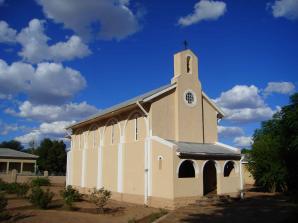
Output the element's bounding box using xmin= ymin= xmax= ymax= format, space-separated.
xmin=28 ymin=186 xmax=54 ymax=209
xmin=2 ymin=182 xmax=29 ymax=197
xmin=60 ymin=185 xmax=82 ymax=208
xmin=0 ymin=179 xmax=7 ymax=191
xmin=31 ymin=177 xmax=51 ymax=187
xmin=0 ymin=193 xmax=8 ymax=220
xmin=5 ymin=183 xmax=19 ymax=194
xmin=89 ymin=187 xmax=111 ymax=214
xmin=16 ymin=183 xmax=30 ymax=198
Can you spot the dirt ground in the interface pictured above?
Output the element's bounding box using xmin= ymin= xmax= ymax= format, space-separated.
xmin=4 ymin=186 xmax=161 ymax=223
xmin=3 ymin=186 xmax=298 ymax=223
xmin=160 ymin=190 xmax=298 ymax=223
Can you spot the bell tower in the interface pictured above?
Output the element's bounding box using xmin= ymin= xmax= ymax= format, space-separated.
xmin=172 ymin=49 xmax=204 ymax=143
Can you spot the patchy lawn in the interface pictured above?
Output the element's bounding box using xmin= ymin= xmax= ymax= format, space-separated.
xmin=160 ymin=190 xmax=298 ymax=223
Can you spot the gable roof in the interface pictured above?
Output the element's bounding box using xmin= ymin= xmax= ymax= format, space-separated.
xmin=67 ymin=83 xmax=224 ymax=129
xmin=169 ymin=140 xmax=240 ymax=158
xmin=0 ymin=148 xmax=38 ymax=159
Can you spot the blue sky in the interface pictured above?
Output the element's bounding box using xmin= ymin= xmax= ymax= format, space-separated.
xmin=0 ymin=0 xmax=297 ymax=148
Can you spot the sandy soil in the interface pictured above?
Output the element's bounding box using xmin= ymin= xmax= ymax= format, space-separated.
xmin=4 ymin=186 xmax=160 ymax=223
xmin=3 ymin=186 xmax=298 ymax=223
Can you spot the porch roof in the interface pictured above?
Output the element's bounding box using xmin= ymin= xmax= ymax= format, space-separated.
xmin=169 ymin=141 xmax=241 ymax=158
xmin=0 ymin=148 xmax=38 ymax=159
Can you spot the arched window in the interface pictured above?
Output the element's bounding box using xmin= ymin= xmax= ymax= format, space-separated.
xmin=224 ymin=161 xmax=235 ymax=177
xmin=186 ymin=56 xmax=192 ymax=73
xmin=178 ymin=160 xmax=195 ymax=178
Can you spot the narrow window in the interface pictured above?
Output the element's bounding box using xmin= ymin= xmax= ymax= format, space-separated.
xmin=178 ymin=160 xmax=195 ymax=178
xmin=186 ymin=56 xmax=191 ymax=73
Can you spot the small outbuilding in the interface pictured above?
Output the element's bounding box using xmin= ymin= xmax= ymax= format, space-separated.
xmin=0 ymin=148 xmax=38 ymax=174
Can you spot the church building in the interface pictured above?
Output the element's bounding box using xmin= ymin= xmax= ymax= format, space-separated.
xmin=66 ymin=49 xmax=242 ymax=209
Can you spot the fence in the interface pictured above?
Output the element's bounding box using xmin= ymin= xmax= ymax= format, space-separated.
xmin=0 ymin=169 xmax=66 ymax=186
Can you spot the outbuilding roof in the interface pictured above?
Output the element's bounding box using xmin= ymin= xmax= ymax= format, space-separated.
xmin=67 ymin=83 xmax=224 ymax=129
xmin=0 ymin=148 xmax=38 ymax=159
xmin=169 ymin=141 xmax=241 ymax=158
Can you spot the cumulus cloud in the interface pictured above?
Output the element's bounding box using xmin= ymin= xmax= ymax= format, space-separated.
xmin=0 ymin=59 xmax=86 ymax=104
xmin=36 ymin=0 xmax=141 ymax=41
xmin=15 ymin=121 xmax=74 ymax=145
xmin=7 ymin=101 xmax=98 ymax=122
xmin=214 ymin=85 xmax=275 ymax=123
xmin=17 ymin=19 xmax=91 ymax=63
xmin=178 ymin=0 xmax=226 ymax=26
xmin=0 ymin=21 xmax=17 ymax=43
xmin=0 ymin=120 xmax=26 ymax=135
xmin=264 ymin=81 xmax=295 ymax=95
xmin=269 ymin=0 xmax=298 ymax=20
xmin=233 ymin=136 xmax=253 ymax=147
xmin=218 ymin=126 xmax=244 ymax=138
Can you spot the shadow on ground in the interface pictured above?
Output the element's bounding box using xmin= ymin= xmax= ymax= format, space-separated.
xmin=161 ymin=193 xmax=298 ymax=223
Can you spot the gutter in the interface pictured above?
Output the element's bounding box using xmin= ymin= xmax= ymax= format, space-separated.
xmin=177 ymin=152 xmax=241 ymax=159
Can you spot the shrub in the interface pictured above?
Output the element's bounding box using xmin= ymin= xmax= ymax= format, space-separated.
xmin=5 ymin=183 xmax=19 ymax=194
xmin=60 ymin=185 xmax=82 ymax=208
xmin=89 ymin=187 xmax=111 ymax=214
xmin=0 ymin=179 xmax=7 ymax=191
xmin=2 ymin=182 xmax=29 ymax=197
xmin=16 ymin=183 xmax=30 ymax=198
xmin=28 ymin=186 xmax=54 ymax=209
xmin=30 ymin=177 xmax=51 ymax=187
xmin=0 ymin=193 xmax=8 ymax=220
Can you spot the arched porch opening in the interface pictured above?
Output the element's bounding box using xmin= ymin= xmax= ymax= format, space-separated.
xmin=203 ymin=160 xmax=217 ymax=195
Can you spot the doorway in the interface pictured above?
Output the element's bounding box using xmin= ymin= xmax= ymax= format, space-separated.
xmin=203 ymin=160 xmax=217 ymax=195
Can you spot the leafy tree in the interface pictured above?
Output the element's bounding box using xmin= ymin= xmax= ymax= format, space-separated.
xmin=35 ymin=138 xmax=67 ymax=175
xmin=249 ymin=93 xmax=298 ymax=194
xmin=0 ymin=140 xmax=24 ymax=151
xmin=241 ymin=148 xmax=251 ymax=154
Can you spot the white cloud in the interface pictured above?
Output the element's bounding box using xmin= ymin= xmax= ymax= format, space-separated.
xmin=178 ymin=0 xmax=226 ymax=26
xmin=17 ymin=19 xmax=91 ymax=63
xmin=214 ymin=85 xmax=275 ymax=123
xmin=36 ymin=0 xmax=141 ymax=41
xmin=0 ymin=59 xmax=86 ymax=104
xmin=264 ymin=81 xmax=295 ymax=95
xmin=215 ymin=85 xmax=264 ymax=109
xmin=218 ymin=126 xmax=244 ymax=138
xmin=223 ymin=107 xmax=276 ymax=123
xmin=0 ymin=120 xmax=26 ymax=135
xmin=233 ymin=136 xmax=253 ymax=147
xmin=7 ymin=101 xmax=98 ymax=122
xmin=15 ymin=121 xmax=74 ymax=144
xmin=270 ymin=0 xmax=298 ymax=20
xmin=0 ymin=21 xmax=17 ymax=43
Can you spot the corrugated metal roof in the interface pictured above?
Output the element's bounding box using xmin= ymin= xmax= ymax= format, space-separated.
xmin=169 ymin=140 xmax=241 ymax=157
xmin=67 ymin=83 xmax=175 ymax=129
xmin=0 ymin=148 xmax=38 ymax=159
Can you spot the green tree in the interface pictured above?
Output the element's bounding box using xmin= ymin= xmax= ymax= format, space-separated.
xmin=0 ymin=140 xmax=24 ymax=151
xmin=249 ymin=93 xmax=298 ymax=194
xmin=35 ymin=138 xmax=67 ymax=175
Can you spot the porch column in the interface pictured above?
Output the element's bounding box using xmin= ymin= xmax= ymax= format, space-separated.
xmin=20 ymin=162 xmax=23 ymax=174
xmin=34 ymin=161 xmax=37 ymax=174
xmin=97 ymin=141 xmax=103 ymax=189
xmin=6 ymin=161 xmax=9 ymax=174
